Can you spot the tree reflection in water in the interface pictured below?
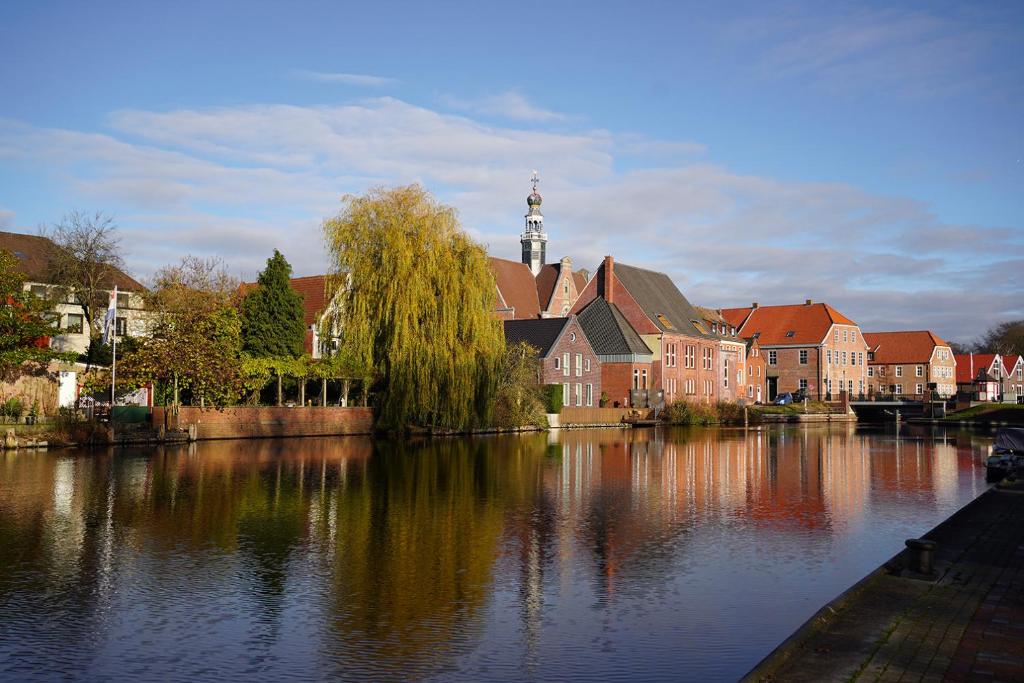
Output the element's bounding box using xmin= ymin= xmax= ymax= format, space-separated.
xmin=0 ymin=426 xmax=991 ymax=682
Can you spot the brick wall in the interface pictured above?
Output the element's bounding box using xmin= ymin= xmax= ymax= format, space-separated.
xmin=153 ymin=405 xmax=374 ymax=440
xmin=601 ymin=361 xmax=652 ymax=408
xmin=542 ymin=318 xmax=602 ymax=408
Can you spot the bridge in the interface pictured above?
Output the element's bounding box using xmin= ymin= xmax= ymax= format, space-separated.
xmin=848 ymin=398 xmax=944 ymax=421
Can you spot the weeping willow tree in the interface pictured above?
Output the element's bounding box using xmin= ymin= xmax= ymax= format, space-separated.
xmin=323 ymin=185 xmax=504 ymax=431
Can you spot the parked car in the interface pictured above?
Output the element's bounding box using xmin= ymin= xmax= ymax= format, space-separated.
xmin=791 ymin=389 xmax=809 ymax=403
xmin=774 ymin=393 xmax=793 ymax=405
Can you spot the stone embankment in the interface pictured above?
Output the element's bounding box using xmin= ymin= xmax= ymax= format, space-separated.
xmin=745 ymin=479 xmax=1024 ymax=682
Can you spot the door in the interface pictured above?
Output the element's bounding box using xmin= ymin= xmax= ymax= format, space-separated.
xmin=767 ymin=377 xmax=778 ymax=401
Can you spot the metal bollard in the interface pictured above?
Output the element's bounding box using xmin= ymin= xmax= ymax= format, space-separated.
xmin=905 ymin=538 xmax=938 ymax=575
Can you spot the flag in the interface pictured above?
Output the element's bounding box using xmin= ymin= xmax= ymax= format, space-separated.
xmin=102 ymin=287 xmax=117 ymax=345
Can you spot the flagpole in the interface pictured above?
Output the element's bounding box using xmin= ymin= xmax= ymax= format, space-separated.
xmin=110 ymin=287 xmax=117 ymax=443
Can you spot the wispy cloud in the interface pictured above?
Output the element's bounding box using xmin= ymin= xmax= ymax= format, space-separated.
xmin=442 ymin=91 xmax=570 ymax=123
xmin=721 ymin=4 xmax=1022 ymax=99
xmin=0 ymin=97 xmax=1020 ymax=341
xmin=290 ymin=69 xmax=397 ymax=87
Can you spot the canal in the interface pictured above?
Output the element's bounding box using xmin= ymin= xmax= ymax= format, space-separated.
xmin=0 ymin=425 xmax=993 ymax=682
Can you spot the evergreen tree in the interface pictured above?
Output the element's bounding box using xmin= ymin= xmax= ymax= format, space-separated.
xmin=240 ymin=250 xmax=307 ymax=359
xmin=322 ymin=185 xmax=504 ymax=431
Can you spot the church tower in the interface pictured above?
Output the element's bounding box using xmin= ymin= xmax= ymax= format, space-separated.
xmin=521 ymin=170 xmax=547 ymax=276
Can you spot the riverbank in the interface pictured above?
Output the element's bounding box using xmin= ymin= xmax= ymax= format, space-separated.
xmin=744 ymin=478 xmax=1024 ymax=682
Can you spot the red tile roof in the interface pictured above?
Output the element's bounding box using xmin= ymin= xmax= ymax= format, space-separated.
xmin=239 ymin=274 xmax=330 ymax=327
xmin=862 ymin=331 xmax=950 ymax=364
xmin=489 ymin=257 xmax=540 ymax=319
xmin=954 ymin=354 xmax=1000 ymax=383
xmin=1003 ymin=355 xmax=1022 ymax=374
xmin=535 ymin=263 xmax=560 ymax=311
xmin=722 ymin=302 xmax=858 ymax=345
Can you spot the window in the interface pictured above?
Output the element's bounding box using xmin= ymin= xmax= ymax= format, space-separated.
xmin=834 ymin=329 xmax=839 ymax=343
xmin=633 ymin=369 xmax=640 ymax=390
xmin=841 ymin=351 xmax=847 ymax=365
xmin=723 ymin=359 xmax=730 ymax=388
xmin=685 ymin=345 xmax=695 ymax=368
xmin=848 ymin=380 xmax=853 ymax=392
xmin=563 ymin=383 xmax=570 ymax=406
xmin=799 ymin=379 xmax=808 ymax=390
xmin=768 ymin=351 xmax=777 ymax=366
xmin=785 ymin=330 xmax=795 ymax=338
xmin=665 ymin=343 xmax=677 ymax=368
xmin=895 ymin=366 xmax=903 ymax=377
xmin=915 ymin=365 xmax=923 ymax=377
xmin=827 ymin=349 xmax=832 ymax=365
xmin=1018 ymin=368 xmax=1022 ymax=381
xmin=30 ymin=284 xmax=47 ymax=298
xmin=641 ymin=369 xmax=648 ymax=389
xmin=585 ymin=358 xmax=591 ymax=372
xmin=915 ymin=383 xmax=923 ymax=395
xmin=116 ymin=292 xmax=130 ymax=310
xmin=850 ymin=352 xmax=856 ymax=366
xmin=563 ymin=353 xmax=570 ymax=377
xmin=575 ymin=353 xmax=582 ymax=377
xmin=554 ymin=356 xmax=560 ymax=370
xmin=115 ymin=316 xmax=127 ymax=337
xmin=879 ymin=366 xmax=885 ymax=376
xmin=868 ymin=366 xmax=874 ymax=377
xmin=868 ymin=351 xmax=875 ymax=361
xmin=569 ymin=331 xmax=576 ymax=342
xmin=575 ymin=383 xmax=582 ymax=406
xmin=851 ymin=331 xmax=857 ymax=343
xmin=747 ymin=386 xmax=753 ymax=398
xmin=858 ymin=352 xmax=864 ymax=366
xmin=894 ymin=384 xmax=903 ymax=395
xmin=843 ymin=330 xmax=848 ymax=342
xmin=64 ymin=313 xmax=84 ymax=335
xmin=685 ymin=379 xmax=696 ymax=395
xmin=586 ymin=384 xmax=593 ymax=407
xmin=799 ymin=350 xmax=808 ymax=365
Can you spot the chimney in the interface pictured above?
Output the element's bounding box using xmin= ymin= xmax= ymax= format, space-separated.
xmin=602 ymin=255 xmax=615 ymax=304
xmin=805 ymin=299 xmax=813 ymax=306
xmin=751 ymin=302 xmax=759 ymax=309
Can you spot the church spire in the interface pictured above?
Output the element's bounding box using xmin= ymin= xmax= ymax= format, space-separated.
xmin=521 ymin=170 xmax=547 ymax=276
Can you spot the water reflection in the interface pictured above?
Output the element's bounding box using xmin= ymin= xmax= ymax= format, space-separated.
xmin=0 ymin=427 xmax=991 ymax=682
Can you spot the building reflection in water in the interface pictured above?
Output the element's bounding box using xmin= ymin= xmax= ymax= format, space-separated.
xmin=0 ymin=427 xmax=991 ymax=682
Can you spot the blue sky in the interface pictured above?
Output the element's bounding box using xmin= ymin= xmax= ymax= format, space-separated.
xmin=1 ymin=0 xmax=1021 ymax=342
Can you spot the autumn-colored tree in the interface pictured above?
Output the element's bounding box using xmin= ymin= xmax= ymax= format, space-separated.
xmin=492 ymin=341 xmax=547 ymax=429
xmin=322 ymin=185 xmax=504 ymax=430
xmin=0 ymin=249 xmax=75 ymax=380
xmin=120 ymin=257 xmax=242 ymax=406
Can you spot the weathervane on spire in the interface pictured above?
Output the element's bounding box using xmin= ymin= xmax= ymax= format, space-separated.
xmin=531 ymin=169 xmax=540 ymax=192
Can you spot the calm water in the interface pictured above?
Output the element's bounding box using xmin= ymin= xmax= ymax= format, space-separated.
xmin=0 ymin=426 xmax=993 ymax=682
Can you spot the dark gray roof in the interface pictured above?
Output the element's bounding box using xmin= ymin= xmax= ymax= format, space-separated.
xmin=577 ymin=298 xmax=652 ymax=358
xmin=503 ymin=317 xmax=569 ymax=357
xmin=613 ymin=262 xmax=713 ymax=339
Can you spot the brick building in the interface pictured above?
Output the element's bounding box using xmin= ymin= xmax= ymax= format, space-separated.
xmin=695 ymin=305 xmax=748 ymax=403
xmin=575 ymin=297 xmax=654 ymax=408
xmin=503 ymin=316 xmax=601 ymax=408
xmin=722 ymin=301 xmax=869 ymax=401
xmin=745 ymin=337 xmax=767 ymax=403
xmin=863 ymin=331 xmax=957 ymax=398
xmin=572 ymin=256 xmax=719 ymax=405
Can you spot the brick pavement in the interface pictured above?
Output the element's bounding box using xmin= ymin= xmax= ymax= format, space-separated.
xmin=747 ymin=483 xmax=1024 ymax=682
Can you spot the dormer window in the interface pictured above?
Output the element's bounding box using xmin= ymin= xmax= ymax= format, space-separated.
xmin=785 ymin=331 xmax=795 ymax=338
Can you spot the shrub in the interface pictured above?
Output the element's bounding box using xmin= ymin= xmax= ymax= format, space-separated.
xmin=663 ymin=399 xmax=717 ymax=425
xmin=1 ymin=397 xmax=24 ymax=420
xmin=542 ymin=385 xmax=564 ymax=414
xmin=599 ymin=391 xmax=610 ymax=407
